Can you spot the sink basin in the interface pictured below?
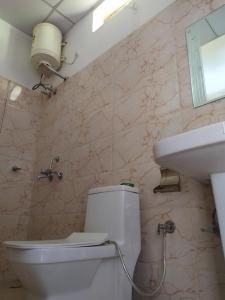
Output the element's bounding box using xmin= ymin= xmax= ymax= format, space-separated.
xmin=153 ymin=121 xmax=225 ymax=257
xmin=154 ymin=121 xmax=225 ymax=181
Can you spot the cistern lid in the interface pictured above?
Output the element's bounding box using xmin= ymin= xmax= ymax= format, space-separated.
xmin=3 ymin=232 xmax=109 ymax=249
xmin=88 ymin=185 xmax=139 ymax=195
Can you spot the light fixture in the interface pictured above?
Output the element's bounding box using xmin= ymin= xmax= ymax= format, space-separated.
xmin=9 ymin=85 xmax=22 ymax=101
xmin=92 ymin=0 xmax=132 ymax=32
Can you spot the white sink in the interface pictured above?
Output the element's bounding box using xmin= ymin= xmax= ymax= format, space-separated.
xmin=153 ymin=121 xmax=225 ymax=257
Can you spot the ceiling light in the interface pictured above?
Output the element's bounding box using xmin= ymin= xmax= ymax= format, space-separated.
xmin=92 ymin=0 xmax=132 ymax=32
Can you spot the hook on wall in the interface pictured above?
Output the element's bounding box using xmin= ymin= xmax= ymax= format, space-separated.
xmin=11 ymin=166 xmax=22 ymax=172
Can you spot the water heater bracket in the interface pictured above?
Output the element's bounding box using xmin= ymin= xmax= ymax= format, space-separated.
xmin=40 ymin=62 xmax=68 ymax=81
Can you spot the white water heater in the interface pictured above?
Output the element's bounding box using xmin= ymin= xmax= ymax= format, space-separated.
xmin=31 ymin=23 xmax=62 ymax=73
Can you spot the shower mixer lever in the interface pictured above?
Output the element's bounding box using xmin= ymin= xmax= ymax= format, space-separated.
xmin=49 ymin=156 xmax=60 ymax=170
xmin=38 ymin=156 xmax=63 ymax=182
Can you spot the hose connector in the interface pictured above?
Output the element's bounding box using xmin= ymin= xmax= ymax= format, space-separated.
xmin=157 ymin=220 xmax=176 ymax=235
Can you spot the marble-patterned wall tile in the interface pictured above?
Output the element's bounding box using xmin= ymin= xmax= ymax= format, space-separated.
xmin=28 ymin=214 xmax=82 ymax=240
xmin=198 ymin=270 xmax=225 ymax=300
xmin=71 ymin=105 xmax=113 ymax=146
xmin=0 ymin=215 xmax=29 ymax=282
xmin=70 ymin=136 xmax=113 ymax=177
xmin=112 ymin=122 xmax=156 ymax=171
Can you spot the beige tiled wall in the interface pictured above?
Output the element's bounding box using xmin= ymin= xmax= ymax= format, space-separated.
xmin=0 ymin=77 xmax=42 ymax=282
xmin=1 ymin=0 xmax=225 ymax=299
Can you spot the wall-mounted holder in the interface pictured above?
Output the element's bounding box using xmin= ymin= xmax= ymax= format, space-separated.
xmin=11 ymin=166 xmax=22 ymax=172
xmin=153 ymin=168 xmax=181 ymax=193
xmin=40 ymin=62 xmax=68 ymax=82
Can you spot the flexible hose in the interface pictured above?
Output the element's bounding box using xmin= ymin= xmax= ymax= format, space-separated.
xmin=109 ymin=232 xmax=167 ymax=298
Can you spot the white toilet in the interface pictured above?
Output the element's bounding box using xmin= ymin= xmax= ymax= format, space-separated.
xmin=3 ymin=185 xmax=141 ymax=300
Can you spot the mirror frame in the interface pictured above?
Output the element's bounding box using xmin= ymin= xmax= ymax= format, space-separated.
xmin=186 ymin=4 xmax=225 ymax=108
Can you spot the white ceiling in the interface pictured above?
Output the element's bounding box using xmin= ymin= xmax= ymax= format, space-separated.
xmin=0 ymin=0 xmax=102 ymax=36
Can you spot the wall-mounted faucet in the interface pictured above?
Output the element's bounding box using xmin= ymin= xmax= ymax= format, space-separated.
xmin=38 ymin=156 xmax=63 ymax=182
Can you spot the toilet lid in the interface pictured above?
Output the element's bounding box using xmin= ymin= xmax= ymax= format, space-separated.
xmin=3 ymin=233 xmax=109 ymax=249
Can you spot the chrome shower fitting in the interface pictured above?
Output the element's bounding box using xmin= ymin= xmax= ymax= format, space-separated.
xmin=157 ymin=220 xmax=176 ymax=235
xmin=49 ymin=156 xmax=60 ymax=170
xmin=38 ymin=156 xmax=63 ymax=182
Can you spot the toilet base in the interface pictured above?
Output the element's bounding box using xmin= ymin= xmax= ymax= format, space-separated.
xmin=22 ymin=259 xmax=132 ymax=300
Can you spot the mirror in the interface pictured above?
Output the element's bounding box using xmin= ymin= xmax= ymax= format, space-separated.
xmin=186 ymin=5 xmax=225 ymax=107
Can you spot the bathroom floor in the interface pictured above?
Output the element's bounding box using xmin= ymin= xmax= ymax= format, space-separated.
xmin=0 ymin=283 xmax=25 ymax=300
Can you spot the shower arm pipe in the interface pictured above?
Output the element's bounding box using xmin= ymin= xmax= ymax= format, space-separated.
xmin=41 ymin=63 xmax=68 ymax=81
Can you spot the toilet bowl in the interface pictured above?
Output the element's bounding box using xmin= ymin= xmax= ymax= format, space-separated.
xmin=3 ymin=185 xmax=141 ymax=300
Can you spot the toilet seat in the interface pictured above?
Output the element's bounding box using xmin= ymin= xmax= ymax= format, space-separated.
xmin=3 ymin=232 xmax=116 ymax=264
xmin=4 ymin=243 xmax=117 ymax=264
xmin=3 ymin=232 xmax=109 ymax=249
